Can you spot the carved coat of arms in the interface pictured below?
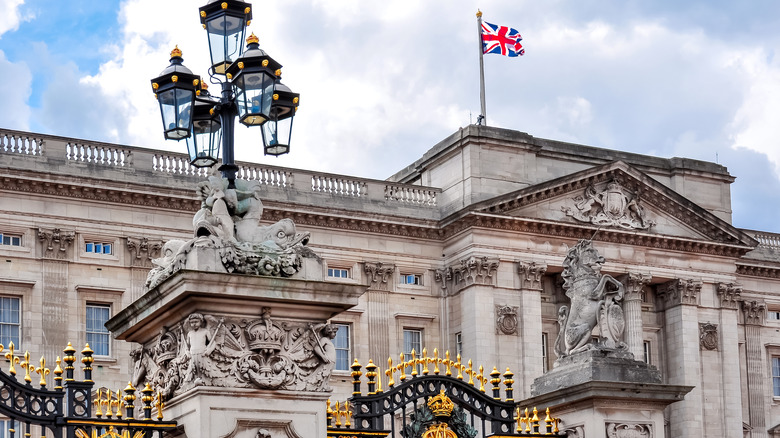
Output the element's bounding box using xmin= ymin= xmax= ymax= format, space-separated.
xmin=563 ymin=179 xmax=655 ymax=230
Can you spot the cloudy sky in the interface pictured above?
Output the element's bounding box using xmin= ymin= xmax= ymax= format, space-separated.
xmin=2 ymin=0 xmax=780 ymax=232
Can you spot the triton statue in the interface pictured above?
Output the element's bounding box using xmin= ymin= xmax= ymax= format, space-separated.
xmin=554 ymin=240 xmax=627 ymax=359
xmin=144 ymin=177 xmax=312 ymax=290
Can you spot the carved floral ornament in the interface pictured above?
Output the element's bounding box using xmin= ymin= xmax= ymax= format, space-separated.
xmin=716 ymin=282 xmax=742 ymax=309
xmin=742 ymin=300 xmax=766 ymax=325
xmin=657 ymin=278 xmax=701 ymax=307
xmin=126 ymin=237 xmax=163 ymax=268
xmin=363 ymin=262 xmax=395 ymax=290
xmin=606 ymin=423 xmax=652 ymax=438
xmin=563 ymin=178 xmax=655 ymax=231
xmin=517 ymin=261 xmax=547 ymax=291
xmin=130 ymin=307 xmax=339 ymax=401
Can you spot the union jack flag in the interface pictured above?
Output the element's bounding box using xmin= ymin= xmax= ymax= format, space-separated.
xmin=481 ymin=21 xmax=524 ymax=57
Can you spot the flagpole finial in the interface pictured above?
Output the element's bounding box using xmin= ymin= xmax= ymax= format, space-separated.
xmin=476 ymin=9 xmax=482 ymax=18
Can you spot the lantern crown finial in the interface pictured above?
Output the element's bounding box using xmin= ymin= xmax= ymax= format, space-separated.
xmin=170 ymin=45 xmax=183 ymax=58
xmin=247 ymin=33 xmax=259 ymax=45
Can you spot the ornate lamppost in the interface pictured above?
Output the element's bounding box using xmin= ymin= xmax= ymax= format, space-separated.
xmin=150 ymin=0 xmax=300 ymax=189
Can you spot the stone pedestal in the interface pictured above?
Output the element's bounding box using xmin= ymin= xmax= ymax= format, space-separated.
xmin=108 ymin=269 xmax=366 ymax=438
xmin=529 ymin=351 xmax=691 ymax=438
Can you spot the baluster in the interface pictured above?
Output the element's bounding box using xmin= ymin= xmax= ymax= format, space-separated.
xmin=54 ymin=357 xmax=63 ymax=390
xmin=124 ymin=382 xmax=136 ymax=419
xmin=365 ymin=360 xmax=377 ymax=395
xmin=82 ymin=344 xmax=94 ymax=382
xmin=490 ymin=367 xmax=501 ymax=399
xmin=141 ymin=383 xmax=155 ymax=420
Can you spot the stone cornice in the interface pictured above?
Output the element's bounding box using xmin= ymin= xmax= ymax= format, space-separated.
xmin=737 ymin=263 xmax=780 ymax=279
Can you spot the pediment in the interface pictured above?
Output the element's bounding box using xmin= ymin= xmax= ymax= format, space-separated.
xmin=473 ymin=161 xmax=756 ymax=247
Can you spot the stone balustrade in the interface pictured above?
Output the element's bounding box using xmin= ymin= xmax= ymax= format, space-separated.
xmin=745 ymin=230 xmax=780 ymax=249
xmin=0 ymin=128 xmax=441 ymax=218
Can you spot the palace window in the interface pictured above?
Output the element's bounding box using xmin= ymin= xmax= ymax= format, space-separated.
xmin=400 ymin=274 xmax=422 ymax=286
xmin=86 ymin=304 xmax=111 ymax=356
xmin=328 ymin=268 xmax=350 ymax=279
xmin=404 ymin=328 xmax=423 ymax=374
xmin=455 ymin=332 xmax=463 ymax=358
xmin=643 ymin=341 xmax=652 ymax=364
xmin=0 ymin=296 xmax=20 ymax=348
xmin=769 ymin=310 xmax=780 ymax=321
xmin=542 ymin=333 xmax=549 ymax=373
xmin=0 ymin=419 xmax=13 ymax=438
xmin=773 ymin=357 xmax=780 ymax=397
xmin=334 ymin=324 xmax=351 ymax=371
xmin=85 ymin=241 xmax=112 ymax=255
xmin=0 ymin=233 xmax=21 ymax=247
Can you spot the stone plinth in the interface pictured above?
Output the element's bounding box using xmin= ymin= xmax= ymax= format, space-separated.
xmin=528 ymin=351 xmax=690 ymax=438
xmin=531 ymin=350 xmax=662 ymax=396
xmin=108 ymin=270 xmax=367 ymax=438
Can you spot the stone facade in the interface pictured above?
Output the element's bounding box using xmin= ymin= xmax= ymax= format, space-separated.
xmin=1 ymin=125 xmax=780 ymax=436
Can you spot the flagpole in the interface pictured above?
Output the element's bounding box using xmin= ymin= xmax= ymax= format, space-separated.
xmin=476 ymin=10 xmax=487 ymax=126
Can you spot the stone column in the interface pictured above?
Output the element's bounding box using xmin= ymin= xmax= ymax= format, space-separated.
xmin=364 ymin=262 xmax=396 ymax=365
xmin=37 ymin=227 xmax=75 ymax=364
xmin=126 ymin=236 xmax=163 ymax=302
xmin=658 ymin=278 xmax=703 ymax=438
xmin=716 ymin=283 xmax=743 ymax=437
xmin=619 ymin=272 xmax=651 ymax=361
xmin=517 ymin=261 xmax=546 ymax=397
xmin=742 ymin=300 xmax=767 ymax=438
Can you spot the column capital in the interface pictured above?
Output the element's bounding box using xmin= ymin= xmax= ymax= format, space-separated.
xmin=619 ymin=272 xmax=651 ymax=301
xmin=363 ymin=261 xmax=395 ymax=291
xmin=657 ymin=278 xmax=701 ymax=307
xmin=435 ymin=256 xmax=499 ymax=295
xmin=126 ymin=236 xmax=164 ymax=268
xmin=716 ymin=283 xmax=742 ymax=310
xmin=517 ymin=261 xmax=547 ymax=291
xmin=37 ymin=227 xmax=75 ymax=260
xmin=741 ymin=300 xmax=766 ymax=326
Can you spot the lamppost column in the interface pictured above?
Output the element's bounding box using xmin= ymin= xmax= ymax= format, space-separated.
xmin=218 ymin=81 xmax=238 ymax=188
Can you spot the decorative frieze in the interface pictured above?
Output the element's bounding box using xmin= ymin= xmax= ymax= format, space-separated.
xmin=517 ymin=261 xmax=547 ymax=291
xmin=434 ymin=256 xmax=499 ymax=295
xmin=495 ymin=305 xmax=519 ymax=335
xmin=126 ymin=236 xmax=163 ymax=268
xmin=716 ymin=283 xmax=742 ymax=309
xmin=699 ymin=323 xmax=718 ymax=351
xmin=657 ymin=279 xmax=701 ymax=307
xmin=37 ymin=227 xmax=75 ymax=259
xmin=741 ymin=300 xmax=766 ymax=326
xmin=131 ymin=307 xmax=339 ymax=401
xmin=606 ymin=423 xmax=652 ymax=438
xmin=363 ymin=261 xmax=395 ymax=291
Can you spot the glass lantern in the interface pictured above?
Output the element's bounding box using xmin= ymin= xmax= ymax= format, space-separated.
xmin=199 ymin=0 xmax=252 ymax=75
xmin=261 ymin=78 xmax=299 ymax=156
xmin=226 ymin=34 xmax=282 ymax=126
xmin=150 ymin=47 xmax=200 ymax=140
xmin=186 ymin=86 xmax=222 ymax=167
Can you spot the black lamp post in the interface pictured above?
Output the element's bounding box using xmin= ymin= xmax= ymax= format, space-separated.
xmin=150 ymin=0 xmax=300 ymax=189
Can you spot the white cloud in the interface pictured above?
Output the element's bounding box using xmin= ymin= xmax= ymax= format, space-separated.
xmin=0 ymin=0 xmax=27 ymax=37
xmin=0 ymin=50 xmax=31 ymax=130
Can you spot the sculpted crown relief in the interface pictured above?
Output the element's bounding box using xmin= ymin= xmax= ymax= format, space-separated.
xmin=131 ymin=307 xmax=339 ymax=400
xmin=145 ymin=177 xmax=313 ymax=290
xmin=563 ymin=179 xmax=655 ymax=230
xmin=554 ymin=240 xmax=627 ymax=360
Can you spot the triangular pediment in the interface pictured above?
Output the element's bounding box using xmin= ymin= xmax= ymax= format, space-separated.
xmin=471 ymin=161 xmax=756 ymax=247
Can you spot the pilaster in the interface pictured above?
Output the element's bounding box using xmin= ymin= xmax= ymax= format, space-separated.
xmin=363 ymin=262 xmax=395 ymax=364
xmin=517 ymin=261 xmax=546 ymax=398
xmin=742 ymin=300 xmax=767 ymax=438
xmin=716 ymin=283 xmax=743 ymax=437
xmin=619 ymin=272 xmax=651 ymax=361
xmin=658 ymin=278 xmax=703 ymax=438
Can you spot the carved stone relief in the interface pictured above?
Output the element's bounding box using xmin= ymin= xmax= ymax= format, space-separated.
xmin=554 ymin=240 xmax=627 ymax=360
xmin=220 ymin=419 xmax=303 ymax=438
xmin=130 ymin=307 xmax=338 ymax=401
xmin=606 ymin=423 xmax=652 ymax=438
xmin=620 ymin=272 xmax=651 ymax=301
xmin=563 ymin=178 xmax=655 ymax=230
xmin=517 ymin=261 xmax=547 ymax=291
xmin=434 ymin=256 xmax=499 ymax=295
xmin=126 ymin=236 xmax=163 ymax=268
xmin=717 ymin=283 xmax=742 ymax=310
xmin=742 ymin=300 xmax=766 ymax=326
xmin=699 ymin=323 xmax=718 ymax=351
xmin=37 ymin=227 xmax=75 ymax=259
xmin=495 ymin=305 xmax=519 ymax=335
xmin=145 ymin=177 xmax=315 ymax=290
xmin=363 ymin=262 xmax=395 ymax=291
xmin=562 ymin=425 xmax=584 ymax=438
xmin=657 ymin=279 xmax=701 ymax=307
